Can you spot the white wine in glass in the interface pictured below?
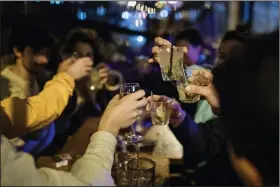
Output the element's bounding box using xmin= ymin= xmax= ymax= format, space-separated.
xmin=119 ymin=83 xmax=144 ymax=144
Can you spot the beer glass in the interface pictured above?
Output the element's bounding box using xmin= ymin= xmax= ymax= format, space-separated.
xmin=176 ymin=67 xmax=200 ymax=103
xmin=158 ymin=46 xmax=185 ymax=81
xmin=127 ymin=158 xmax=156 ymax=187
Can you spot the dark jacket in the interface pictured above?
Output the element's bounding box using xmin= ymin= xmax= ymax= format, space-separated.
xmin=171 ymin=115 xmax=242 ymax=186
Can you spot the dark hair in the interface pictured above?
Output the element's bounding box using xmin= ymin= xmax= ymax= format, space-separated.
xmin=213 ymin=30 xmax=279 ymax=185
xmin=62 ymin=30 xmax=102 ymax=62
xmin=222 ymin=23 xmax=252 ymax=43
xmin=11 ymin=21 xmax=54 ymax=52
xmin=175 ymin=28 xmax=204 ymax=47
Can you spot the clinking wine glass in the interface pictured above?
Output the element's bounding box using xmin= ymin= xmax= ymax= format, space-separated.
xmin=119 ymin=83 xmax=144 ymax=144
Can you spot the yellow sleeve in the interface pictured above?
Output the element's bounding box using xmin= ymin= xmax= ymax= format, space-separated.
xmin=0 ymin=72 xmax=75 ymax=138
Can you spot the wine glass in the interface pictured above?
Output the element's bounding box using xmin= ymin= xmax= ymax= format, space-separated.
xmin=119 ymin=83 xmax=144 ymax=144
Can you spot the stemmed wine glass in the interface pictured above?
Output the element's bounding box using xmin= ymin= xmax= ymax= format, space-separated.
xmin=119 ymin=83 xmax=144 ymax=144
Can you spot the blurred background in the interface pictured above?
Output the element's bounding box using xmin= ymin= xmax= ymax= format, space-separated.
xmin=0 ymin=1 xmax=279 ymax=86
xmin=1 ymin=1 xmax=279 ymax=60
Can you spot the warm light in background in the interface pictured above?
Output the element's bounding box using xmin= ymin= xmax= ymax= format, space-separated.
xmin=167 ymin=1 xmax=177 ymax=5
xmin=128 ymin=1 xmax=137 ymax=7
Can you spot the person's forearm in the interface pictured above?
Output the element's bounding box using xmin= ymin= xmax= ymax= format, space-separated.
xmin=0 ymin=72 xmax=75 ymax=138
xmin=70 ymin=131 xmax=116 ymax=186
xmin=1 ymin=133 xmax=115 ymax=186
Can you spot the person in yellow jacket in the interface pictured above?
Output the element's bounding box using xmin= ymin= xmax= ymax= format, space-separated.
xmin=0 ymin=56 xmax=93 ymax=138
xmin=1 ymin=87 xmax=148 ymax=186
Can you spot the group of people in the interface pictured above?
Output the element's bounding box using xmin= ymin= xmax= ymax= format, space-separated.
xmin=0 ymin=19 xmax=278 ymax=187
xmin=1 ymin=22 xmax=113 ymax=157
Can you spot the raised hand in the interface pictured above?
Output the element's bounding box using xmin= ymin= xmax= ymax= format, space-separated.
xmin=186 ymin=69 xmax=220 ymax=114
xmin=98 ymin=90 xmax=148 ymax=136
xmin=96 ymin=63 xmax=109 ymax=86
xmin=148 ymin=37 xmax=188 ymax=64
xmin=58 ymin=57 xmax=93 ymax=80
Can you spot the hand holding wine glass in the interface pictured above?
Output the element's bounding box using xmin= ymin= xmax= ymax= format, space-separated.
xmin=98 ymin=90 xmax=147 ymax=137
xmin=118 ymin=83 xmax=146 ymax=143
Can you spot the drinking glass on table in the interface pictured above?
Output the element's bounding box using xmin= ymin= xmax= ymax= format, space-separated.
xmin=114 ymin=151 xmax=138 ymax=187
xmin=127 ymin=157 xmax=156 ymax=187
xmin=176 ymin=67 xmax=200 ymax=103
xmin=119 ymin=83 xmax=144 ymax=144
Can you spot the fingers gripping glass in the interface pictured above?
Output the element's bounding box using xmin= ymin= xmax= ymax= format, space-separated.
xmin=176 ymin=67 xmax=200 ymax=103
xmin=119 ymin=83 xmax=144 ymax=144
xmin=70 ymin=52 xmax=101 ymax=91
xmin=158 ymin=46 xmax=185 ymax=81
xmin=149 ymin=100 xmax=171 ymax=126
